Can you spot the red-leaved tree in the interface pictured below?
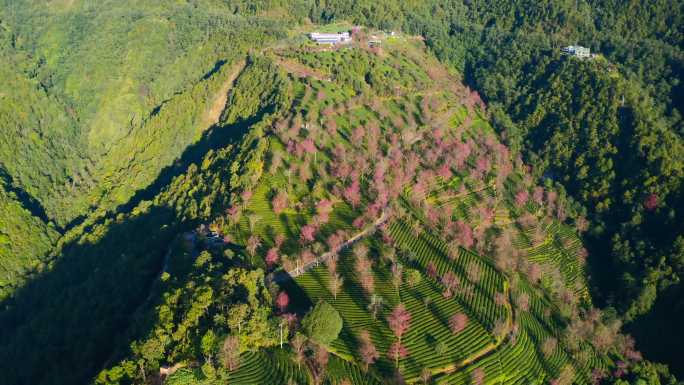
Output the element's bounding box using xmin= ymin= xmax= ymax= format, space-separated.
xmin=644 ymin=193 xmax=658 ymax=211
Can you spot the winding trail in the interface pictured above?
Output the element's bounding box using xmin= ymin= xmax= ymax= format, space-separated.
xmin=422 ymin=280 xmax=515 ymax=383
xmin=272 ymin=211 xmax=389 ymax=284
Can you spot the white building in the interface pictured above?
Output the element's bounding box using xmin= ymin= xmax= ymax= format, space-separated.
xmin=309 ymin=32 xmax=351 ymax=45
xmin=562 ymin=45 xmax=591 ymax=58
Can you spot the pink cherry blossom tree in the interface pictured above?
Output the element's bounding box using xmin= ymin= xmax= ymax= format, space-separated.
xmin=387 ymin=341 xmax=409 ymax=367
xmin=241 ymin=189 xmax=253 ymax=205
xmin=302 ymin=138 xmax=317 ymax=154
xmin=471 ymin=368 xmax=485 ymax=385
xmin=343 ymin=179 xmax=362 ymax=207
xmin=352 ymin=126 xmax=365 ymax=143
xmin=300 ymin=224 xmax=317 ymax=243
xmin=246 ymin=235 xmax=261 ymax=256
xmin=316 ymin=199 xmax=333 ymax=223
xmin=532 ymin=186 xmax=544 ymax=205
xmin=515 ymin=190 xmax=529 ymax=208
xmin=276 ymin=291 xmax=290 ymax=313
xmin=266 ymin=247 xmax=279 ymax=268
xmin=426 ymin=261 xmax=438 ymax=279
xmin=455 ymin=221 xmax=474 ymax=249
xmin=271 ymin=190 xmax=289 ymax=214
xmin=441 ymin=271 xmax=460 ymax=298
xmin=449 ymin=312 xmax=468 ymax=334
xmin=275 ymin=234 xmax=286 ymax=248
xmin=387 ymin=303 xmax=412 ymax=342
xmin=358 ymin=330 xmax=379 ymax=372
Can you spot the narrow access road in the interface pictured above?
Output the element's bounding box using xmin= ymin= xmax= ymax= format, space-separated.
xmin=420 ymin=281 xmax=514 ymax=383
xmin=272 ymin=211 xmax=389 ymax=284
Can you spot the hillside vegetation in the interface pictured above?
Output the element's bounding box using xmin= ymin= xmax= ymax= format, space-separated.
xmin=86 ymin=37 xmax=652 ymax=385
xmin=0 ymin=1 xmax=681 ymax=384
xmin=0 ymin=0 xmax=299 ymax=299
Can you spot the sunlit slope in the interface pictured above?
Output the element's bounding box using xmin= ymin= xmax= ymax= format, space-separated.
xmin=0 ymin=1 xmax=294 ymax=225
xmin=97 ymin=37 xmax=623 ymax=385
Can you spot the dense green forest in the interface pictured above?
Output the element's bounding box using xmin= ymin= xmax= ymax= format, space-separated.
xmin=0 ymin=0 xmax=300 ymax=297
xmin=0 ymin=0 xmax=682 ymax=384
xmin=0 ymin=0 xmax=298 ymax=227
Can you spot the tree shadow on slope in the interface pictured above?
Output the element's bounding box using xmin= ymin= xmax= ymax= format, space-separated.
xmin=113 ymin=110 xmax=266 ymax=217
xmin=0 ymin=106 xmax=267 ymax=385
xmin=0 ymin=167 xmax=53 ymax=226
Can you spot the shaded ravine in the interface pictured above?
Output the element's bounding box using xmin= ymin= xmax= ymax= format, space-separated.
xmin=0 ymin=48 xmax=300 ymax=385
xmin=0 ymin=166 xmax=53 ymax=227
xmin=59 ymin=59 xmax=248 ymax=234
xmin=95 ymin=61 xmax=252 ymax=376
xmin=99 ymin=243 xmax=179 ymax=377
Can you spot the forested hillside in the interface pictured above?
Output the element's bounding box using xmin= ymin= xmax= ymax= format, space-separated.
xmin=0 ymin=0 xmax=682 ymax=384
xmin=0 ymin=0 xmax=300 ymax=298
xmin=0 ymin=175 xmax=58 ymax=292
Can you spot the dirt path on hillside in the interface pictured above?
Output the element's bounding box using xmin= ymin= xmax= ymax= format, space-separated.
xmin=272 ymin=211 xmax=389 ymax=284
xmin=422 ymin=281 xmax=514 ymax=383
xmin=273 ymin=56 xmax=331 ymax=81
xmin=201 ymin=59 xmax=247 ymax=128
xmin=158 ymin=362 xmax=186 ymax=383
xmin=292 ymin=211 xmax=388 ymax=277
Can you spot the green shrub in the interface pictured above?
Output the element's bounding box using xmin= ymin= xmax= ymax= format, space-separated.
xmin=302 ymin=300 xmax=343 ymax=346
